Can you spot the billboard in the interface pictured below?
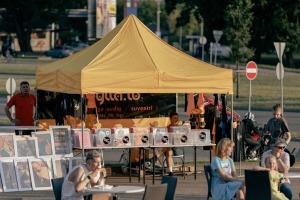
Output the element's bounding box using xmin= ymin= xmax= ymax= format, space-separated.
xmin=124 ymin=0 xmax=138 ymax=17
xmin=37 ymin=92 xmax=176 ymax=121
xmin=96 ymin=0 xmax=117 ymax=38
xmin=94 ymin=93 xmax=176 ymax=119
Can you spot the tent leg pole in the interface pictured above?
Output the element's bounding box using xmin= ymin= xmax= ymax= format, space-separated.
xmin=231 ymin=94 xmax=233 ymax=141
xmin=176 ymin=93 xmax=178 ymax=113
xmin=81 ymin=94 xmax=85 ymax=162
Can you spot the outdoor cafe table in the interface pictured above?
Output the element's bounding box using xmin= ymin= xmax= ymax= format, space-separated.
xmin=0 ymin=126 xmax=41 ymax=135
xmin=85 ymin=185 xmax=145 ymax=200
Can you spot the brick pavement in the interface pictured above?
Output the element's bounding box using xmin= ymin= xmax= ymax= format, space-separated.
xmin=0 ymin=162 xmax=299 ymax=200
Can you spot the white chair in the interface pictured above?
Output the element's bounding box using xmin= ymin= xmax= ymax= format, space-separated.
xmin=162 ymin=148 xmax=185 ymax=177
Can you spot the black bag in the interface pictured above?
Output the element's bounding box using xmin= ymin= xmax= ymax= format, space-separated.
xmin=284 ymin=148 xmax=295 ymax=167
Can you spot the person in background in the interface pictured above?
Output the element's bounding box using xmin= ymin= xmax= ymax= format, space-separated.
xmin=242 ymin=112 xmax=262 ymax=159
xmin=164 ymin=112 xmax=181 ymax=176
xmin=152 ymin=112 xmax=181 ymax=176
xmin=260 ymin=138 xmax=292 ymax=200
xmin=61 ymin=150 xmax=111 ymax=200
xmin=5 ymin=81 xmax=36 ymax=135
xmin=253 ymin=155 xmax=288 ymax=200
xmin=265 ymin=104 xmax=291 ymax=148
xmin=210 ymin=138 xmax=245 ymax=200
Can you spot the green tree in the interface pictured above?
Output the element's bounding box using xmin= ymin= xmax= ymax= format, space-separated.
xmin=224 ymin=0 xmax=254 ymax=98
xmin=251 ymin=0 xmax=300 ymax=67
xmin=164 ymin=0 xmax=230 ymax=45
xmin=0 ymin=0 xmax=85 ymax=52
xmin=263 ymin=0 xmax=300 ymax=68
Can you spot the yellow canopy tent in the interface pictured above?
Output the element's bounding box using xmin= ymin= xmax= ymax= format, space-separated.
xmin=36 ymin=15 xmax=233 ymax=94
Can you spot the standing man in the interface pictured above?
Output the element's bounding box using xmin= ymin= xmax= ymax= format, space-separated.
xmin=260 ymin=138 xmax=292 ymax=200
xmin=5 ymin=81 xmax=36 ymax=135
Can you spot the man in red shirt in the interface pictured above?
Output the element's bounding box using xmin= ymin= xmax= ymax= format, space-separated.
xmin=5 ymin=81 xmax=36 ymax=135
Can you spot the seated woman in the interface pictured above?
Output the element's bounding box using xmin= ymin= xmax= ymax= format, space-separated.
xmin=210 ymin=138 xmax=245 ymax=200
xmin=61 ymin=150 xmax=111 ymax=200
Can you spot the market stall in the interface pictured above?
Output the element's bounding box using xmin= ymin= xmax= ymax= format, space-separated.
xmin=35 ymin=15 xmax=234 ymax=157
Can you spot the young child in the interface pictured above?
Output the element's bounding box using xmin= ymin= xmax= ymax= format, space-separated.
xmin=254 ymin=155 xmax=288 ymax=200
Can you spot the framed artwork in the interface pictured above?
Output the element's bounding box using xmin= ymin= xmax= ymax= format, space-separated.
xmin=52 ymin=158 xmax=68 ymax=178
xmin=14 ymin=159 xmax=32 ymax=191
xmin=72 ymin=128 xmax=92 ymax=148
xmin=94 ymin=128 xmax=113 ymax=147
xmin=131 ymin=127 xmax=149 ymax=147
xmin=190 ymin=129 xmax=211 ymax=144
xmin=150 ymin=127 xmax=169 ymax=146
xmin=0 ymin=133 xmax=17 ymax=158
xmin=112 ymin=128 xmax=131 ymax=147
xmin=0 ymin=160 xmax=18 ymax=192
xmin=150 ymin=127 xmax=168 ymax=145
xmin=68 ymin=157 xmax=84 ymax=170
xmin=32 ymin=131 xmax=55 ymax=157
xmin=15 ymin=137 xmax=38 ymax=158
xmin=170 ymin=126 xmax=190 ymax=145
xmin=28 ymin=158 xmax=52 ymax=190
xmin=49 ymin=126 xmax=73 ymax=157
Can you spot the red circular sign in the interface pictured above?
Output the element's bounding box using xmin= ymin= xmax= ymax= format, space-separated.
xmin=246 ymin=61 xmax=258 ymax=80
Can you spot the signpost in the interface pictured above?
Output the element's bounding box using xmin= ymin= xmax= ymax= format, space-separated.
xmin=246 ymin=61 xmax=258 ymax=112
xmin=274 ymin=42 xmax=285 ymax=114
xmin=213 ymin=30 xmax=223 ymax=65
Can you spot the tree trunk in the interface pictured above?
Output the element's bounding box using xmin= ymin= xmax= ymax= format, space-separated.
xmin=13 ymin=10 xmax=33 ymax=52
xmin=236 ymin=61 xmax=239 ymax=98
xmin=16 ymin=30 xmax=33 ymax=52
xmin=285 ymin=51 xmax=295 ymax=68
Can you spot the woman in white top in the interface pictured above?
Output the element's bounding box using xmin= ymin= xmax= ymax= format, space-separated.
xmin=61 ymin=150 xmax=111 ymax=200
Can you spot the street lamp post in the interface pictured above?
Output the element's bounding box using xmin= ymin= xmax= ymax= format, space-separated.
xmin=213 ymin=30 xmax=223 ymax=65
xmin=156 ymin=0 xmax=161 ymax=38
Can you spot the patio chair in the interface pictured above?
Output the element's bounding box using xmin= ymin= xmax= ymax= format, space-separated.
xmin=162 ymin=149 xmax=185 ymax=177
xmin=161 ymin=176 xmax=178 ymax=200
xmin=142 ymin=183 xmax=167 ymax=200
xmin=245 ymin=170 xmax=271 ymax=200
xmin=51 ymin=177 xmax=64 ymax=200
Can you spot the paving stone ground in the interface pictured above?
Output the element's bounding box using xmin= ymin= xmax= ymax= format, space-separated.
xmin=1 ymin=162 xmax=300 ymax=200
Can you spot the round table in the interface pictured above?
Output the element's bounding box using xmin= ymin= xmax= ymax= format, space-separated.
xmin=85 ymin=185 xmax=145 ymax=200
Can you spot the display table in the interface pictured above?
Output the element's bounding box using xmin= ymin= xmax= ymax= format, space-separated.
xmin=74 ymin=143 xmax=215 ymax=184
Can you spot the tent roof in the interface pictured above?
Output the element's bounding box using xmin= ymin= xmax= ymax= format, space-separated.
xmin=36 ymin=15 xmax=233 ymax=94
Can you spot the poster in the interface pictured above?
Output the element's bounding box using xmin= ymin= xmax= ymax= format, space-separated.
xmin=14 ymin=159 xmax=32 ymax=191
xmin=96 ymin=0 xmax=116 ymax=38
xmin=50 ymin=126 xmax=73 ymax=157
xmin=0 ymin=133 xmax=16 ymax=158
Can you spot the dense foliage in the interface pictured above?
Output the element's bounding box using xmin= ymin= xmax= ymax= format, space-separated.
xmin=0 ymin=0 xmax=86 ymax=51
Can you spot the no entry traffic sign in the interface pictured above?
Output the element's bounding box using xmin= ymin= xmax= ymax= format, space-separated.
xmin=246 ymin=61 xmax=258 ymax=80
